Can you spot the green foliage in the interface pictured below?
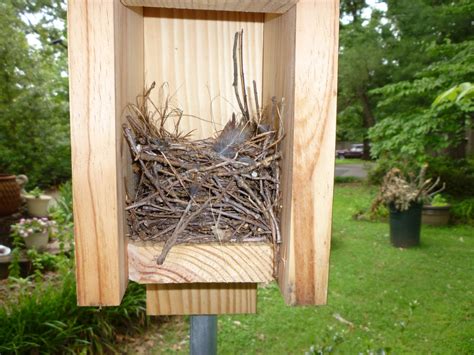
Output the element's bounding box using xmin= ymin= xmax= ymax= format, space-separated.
xmin=429 ymin=194 xmax=449 ymax=207
xmin=0 ymin=0 xmax=70 ymax=188
xmin=426 ymin=157 xmax=474 ymax=197
xmin=0 ymin=269 xmax=148 ymax=353
xmin=26 ymin=249 xmax=67 ymax=282
xmin=9 ymin=218 xmax=59 ymax=280
xmin=335 ymin=176 xmax=363 ymax=184
xmin=451 ymin=198 xmax=474 ymax=225
xmin=337 ymin=3 xmax=388 ymax=144
xmin=369 ymin=41 xmax=474 ymax=163
xmin=338 ymin=0 xmax=474 ymax=161
xmin=9 ymin=181 xmax=72 ymax=280
xmin=353 ymin=203 xmax=389 ymax=222
xmin=28 ymin=186 xmax=44 ymax=198
xmin=433 ymin=82 xmax=474 ymax=107
xmin=49 ymin=180 xmax=74 ymax=251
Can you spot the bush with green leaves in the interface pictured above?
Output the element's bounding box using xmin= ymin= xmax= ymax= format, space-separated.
xmin=451 ymin=198 xmax=474 ymax=225
xmin=369 ymin=41 xmax=473 ymax=164
xmin=49 ymin=180 xmax=74 ymax=250
xmin=426 ymin=157 xmax=474 ymax=197
xmin=0 ymin=269 xmax=148 ymax=353
xmin=429 ymin=194 xmax=449 ymax=207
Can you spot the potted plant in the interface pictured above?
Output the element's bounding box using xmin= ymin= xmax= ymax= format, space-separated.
xmin=372 ymin=165 xmax=442 ymax=248
xmin=10 ymin=217 xmax=56 ymax=250
xmin=24 ymin=187 xmax=52 ymax=217
xmin=422 ymin=194 xmax=451 ymax=226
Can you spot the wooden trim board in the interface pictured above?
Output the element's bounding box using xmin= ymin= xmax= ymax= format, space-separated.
xmin=122 ymin=0 xmax=299 ymax=14
xmin=263 ymin=0 xmax=339 ymax=305
xmin=129 ymin=241 xmax=274 ymax=283
xmin=68 ymin=1 xmax=144 ymax=306
xmin=146 ymin=283 xmax=257 ymax=315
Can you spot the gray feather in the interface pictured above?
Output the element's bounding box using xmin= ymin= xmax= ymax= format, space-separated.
xmin=213 ymin=116 xmax=251 ymax=158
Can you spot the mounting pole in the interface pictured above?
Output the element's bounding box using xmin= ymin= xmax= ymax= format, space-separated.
xmin=190 ymin=315 xmax=217 ymax=355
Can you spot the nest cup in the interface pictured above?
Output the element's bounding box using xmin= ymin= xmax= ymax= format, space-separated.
xmin=123 ymin=32 xmax=283 ymax=265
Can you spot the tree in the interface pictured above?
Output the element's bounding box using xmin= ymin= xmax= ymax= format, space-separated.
xmin=338 ymin=1 xmax=390 ymax=158
xmin=337 ymin=0 xmax=474 ymax=161
xmin=369 ymin=41 xmax=474 ymax=162
xmin=0 ymin=0 xmax=70 ymax=187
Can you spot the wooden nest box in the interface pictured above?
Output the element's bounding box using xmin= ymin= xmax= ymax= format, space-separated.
xmin=68 ymin=0 xmax=339 ymax=315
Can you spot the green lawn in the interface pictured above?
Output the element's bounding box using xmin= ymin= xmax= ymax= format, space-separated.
xmin=153 ymin=183 xmax=474 ymax=354
xmin=335 ymin=158 xmax=367 ymax=165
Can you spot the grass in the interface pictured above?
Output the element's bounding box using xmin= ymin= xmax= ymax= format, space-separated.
xmin=152 ymin=183 xmax=474 ymax=354
xmin=335 ymin=158 xmax=368 ymax=165
xmin=0 ymin=269 xmax=149 ymax=353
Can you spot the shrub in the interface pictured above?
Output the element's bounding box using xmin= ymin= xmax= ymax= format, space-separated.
xmin=0 ymin=269 xmax=148 ymax=353
xmin=352 ymin=204 xmax=388 ymax=222
xmin=335 ymin=176 xmax=363 ymax=184
xmin=451 ymin=198 xmax=474 ymax=225
xmin=427 ymin=157 xmax=474 ymax=197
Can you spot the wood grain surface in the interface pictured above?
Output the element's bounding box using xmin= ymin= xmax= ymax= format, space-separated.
xmin=144 ymin=7 xmax=263 ymax=139
xmin=122 ymin=0 xmax=299 ymax=14
xmin=129 ymin=241 xmax=274 ymax=283
xmin=263 ymin=0 xmax=339 ymax=305
xmin=69 ymin=0 xmax=338 ymax=308
xmin=68 ymin=1 xmax=144 ymax=306
xmin=146 ymin=283 xmax=257 ymax=315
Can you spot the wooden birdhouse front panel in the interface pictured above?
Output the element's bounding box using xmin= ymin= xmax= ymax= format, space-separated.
xmin=68 ymin=0 xmax=339 ymax=313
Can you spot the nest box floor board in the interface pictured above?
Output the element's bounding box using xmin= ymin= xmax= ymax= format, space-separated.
xmin=128 ymin=241 xmax=274 ymax=284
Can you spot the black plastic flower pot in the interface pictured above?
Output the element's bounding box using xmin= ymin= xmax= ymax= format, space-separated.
xmin=389 ymin=203 xmax=422 ymax=248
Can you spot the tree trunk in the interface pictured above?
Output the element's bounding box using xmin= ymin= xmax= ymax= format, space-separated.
xmin=359 ymin=90 xmax=376 ymax=160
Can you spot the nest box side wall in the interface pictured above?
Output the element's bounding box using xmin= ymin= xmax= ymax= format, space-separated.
xmin=263 ymin=0 xmax=340 ymax=306
xmin=68 ymin=1 xmax=144 ymax=306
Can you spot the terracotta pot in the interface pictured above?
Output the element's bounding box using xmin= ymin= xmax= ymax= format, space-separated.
xmin=25 ymin=195 xmax=52 ymax=217
xmin=0 ymin=174 xmax=22 ymax=217
xmin=24 ymin=231 xmax=49 ymax=250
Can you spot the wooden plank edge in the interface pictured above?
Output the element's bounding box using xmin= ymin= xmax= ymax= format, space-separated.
xmin=121 ymin=0 xmax=299 ymax=14
xmin=128 ymin=241 xmax=275 ymax=284
xmin=146 ymin=283 xmax=257 ymax=315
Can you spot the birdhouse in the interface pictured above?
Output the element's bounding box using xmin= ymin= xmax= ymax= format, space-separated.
xmin=68 ymin=0 xmax=339 ymax=315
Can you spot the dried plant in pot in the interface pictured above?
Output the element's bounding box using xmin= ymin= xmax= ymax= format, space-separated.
xmin=372 ymin=165 xmax=443 ymax=247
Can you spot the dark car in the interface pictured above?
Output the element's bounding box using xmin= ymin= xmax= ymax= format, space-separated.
xmin=336 ymin=144 xmax=364 ymax=159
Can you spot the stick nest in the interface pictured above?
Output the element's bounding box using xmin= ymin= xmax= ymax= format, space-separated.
xmin=123 ymin=31 xmax=283 ymax=264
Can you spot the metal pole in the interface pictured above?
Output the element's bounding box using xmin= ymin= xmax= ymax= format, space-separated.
xmin=190 ymin=315 xmax=217 ymax=355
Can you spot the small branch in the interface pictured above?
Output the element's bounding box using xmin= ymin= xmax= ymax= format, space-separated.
xmin=232 ymin=32 xmax=246 ymax=118
xmin=238 ymin=30 xmax=250 ymax=121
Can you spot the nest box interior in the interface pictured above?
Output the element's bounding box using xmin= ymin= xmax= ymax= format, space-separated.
xmin=68 ymin=0 xmax=339 ymax=314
